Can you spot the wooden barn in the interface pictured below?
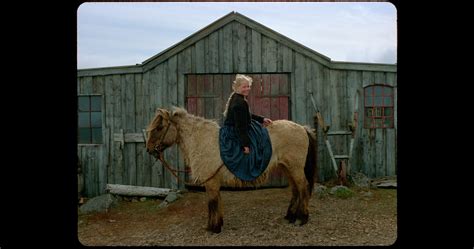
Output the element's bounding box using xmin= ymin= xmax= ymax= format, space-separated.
xmin=77 ymin=12 xmax=397 ymax=197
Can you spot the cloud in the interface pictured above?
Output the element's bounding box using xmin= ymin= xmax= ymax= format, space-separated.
xmin=77 ymin=2 xmax=397 ymax=68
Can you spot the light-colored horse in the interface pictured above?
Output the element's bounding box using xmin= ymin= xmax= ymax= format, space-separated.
xmin=146 ymin=107 xmax=317 ymax=233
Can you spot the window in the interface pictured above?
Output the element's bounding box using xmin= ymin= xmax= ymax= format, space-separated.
xmin=78 ymin=95 xmax=103 ymax=144
xmin=364 ymin=85 xmax=394 ymax=129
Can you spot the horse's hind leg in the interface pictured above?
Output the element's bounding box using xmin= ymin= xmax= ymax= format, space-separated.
xmin=282 ymin=165 xmax=310 ymax=225
xmin=205 ymin=180 xmax=223 ymax=233
xmin=283 ymin=174 xmax=298 ymax=223
xmin=294 ymin=177 xmax=310 ymax=225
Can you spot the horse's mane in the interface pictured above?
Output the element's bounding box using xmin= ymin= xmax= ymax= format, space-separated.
xmin=171 ymin=107 xmax=220 ymax=128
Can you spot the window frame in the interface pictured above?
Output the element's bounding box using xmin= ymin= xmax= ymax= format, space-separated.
xmin=78 ymin=94 xmax=103 ymax=144
xmin=363 ymin=84 xmax=394 ymax=129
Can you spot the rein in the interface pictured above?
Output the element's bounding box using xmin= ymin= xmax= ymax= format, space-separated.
xmin=152 ymin=121 xmax=223 ymax=186
xmin=156 ymin=154 xmax=224 ymax=186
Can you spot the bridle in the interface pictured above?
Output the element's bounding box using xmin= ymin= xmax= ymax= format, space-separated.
xmin=152 ymin=121 xmax=172 ymax=154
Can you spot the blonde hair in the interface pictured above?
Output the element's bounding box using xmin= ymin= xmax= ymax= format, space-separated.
xmin=223 ymin=74 xmax=253 ymax=117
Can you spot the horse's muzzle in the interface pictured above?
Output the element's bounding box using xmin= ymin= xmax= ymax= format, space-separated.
xmin=147 ymin=148 xmax=160 ymax=159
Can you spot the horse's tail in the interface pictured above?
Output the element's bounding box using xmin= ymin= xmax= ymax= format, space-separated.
xmin=304 ymin=127 xmax=318 ymax=196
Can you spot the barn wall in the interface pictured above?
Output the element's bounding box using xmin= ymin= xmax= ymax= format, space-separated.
xmin=77 ymin=20 xmax=397 ymax=197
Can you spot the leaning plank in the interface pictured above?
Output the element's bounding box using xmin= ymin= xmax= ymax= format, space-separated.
xmin=106 ymin=184 xmax=172 ymax=197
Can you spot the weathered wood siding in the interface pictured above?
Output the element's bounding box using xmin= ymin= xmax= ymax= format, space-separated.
xmin=78 ymin=18 xmax=397 ymax=197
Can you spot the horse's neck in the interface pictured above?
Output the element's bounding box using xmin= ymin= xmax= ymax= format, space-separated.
xmin=175 ymin=115 xmax=218 ymax=164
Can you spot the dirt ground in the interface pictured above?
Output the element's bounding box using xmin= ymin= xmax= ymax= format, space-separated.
xmin=77 ymin=185 xmax=397 ymax=246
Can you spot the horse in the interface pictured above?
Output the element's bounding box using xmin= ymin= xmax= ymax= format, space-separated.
xmin=146 ymin=107 xmax=317 ymax=233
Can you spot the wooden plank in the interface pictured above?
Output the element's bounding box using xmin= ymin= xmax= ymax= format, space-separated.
xmin=92 ymin=76 xmax=104 ymax=94
xmin=362 ymin=71 xmax=374 ymax=88
xmin=270 ymin=74 xmax=280 ymax=120
xmin=97 ymin=146 xmax=106 ymax=195
xmin=385 ymin=71 xmax=397 ymax=176
xmin=117 ymin=133 xmax=146 ymax=142
xmin=203 ymin=75 xmax=214 ymax=119
xmin=81 ymin=76 xmax=93 ymax=95
xmin=196 ymin=75 xmax=205 ymax=117
xmin=195 ymin=39 xmax=205 ymax=74
xmin=168 ymin=55 xmax=178 ymax=107
xmin=354 ymin=71 xmax=364 ymax=174
xmin=77 ymin=77 xmax=82 ymax=96
xmin=304 ymin=57 xmax=314 ymax=126
xmin=262 ymin=35 xmax=277 ymax=73
xmin=134 ymin=73 xmax=147 ymax=187
xmin=386 ymin=128 xmax=396 ymax=176
xmin=123 ymin=74 xmax=136 ymax=186
xmin=327 ymin=131 xmax=352 ymax=136
xmin=375 ymin=129 xmax=385 ymax=177
xmin=104 ymin=75 xmax=114 ymax=184
xmin=329 ymin=70 xmax=340 ymax=130
xmin=234 ymin=22 xmax=247 ymax=72
xmin=290 ymin=53 xmax=296 ymax=122
xmin=279 ymin=73 xmax=289 ymax=95
xmin=328 ymin=70 xmax=340 ymax=130
xmin=277 ymin=43 xmax=283 ymax=72
xmin=345 ymin=70 xmax=359 ymax=173
xmin=311 ymin=61 xmax=325 ymax=180
xmin=78 ymin=65 xmax=142 ymax=77
xmin=208 ymin=32 xmax=219 ymax=73
xmin=294 ymin=53 xmax=306 ymax=125
xmin=89 ymin=147 xmax=99 ymax=197
xmin=187 ymin=75 xmax=197 ymax=115
xmin=221 ymin=23 xmax=233 ymax=73
xmin=112 ymin=74 xmax=124 ymax=185
xmin=279 ymin=43 xmax=293 ymax=72
xmin=361 ymin=129 xmax=371 ymax=178
xmin=106 ymin=184 xmax=173 ymax=197
xmin=246 ymin=27 xmax=253 ymax=72
xmin=213 ymin=75 xmax=224 ymax=124
xmin=330 ymin=61 xmax=396 ymax=72
xmin=251 ymin=29 xmax=261 ymax=73
xmin=218 ymin=27 xmax=225 ymax=73
xmin=385 ymin=72 xmax=396 ymax=87
xmin=322 ymin=66 xmax=333 ymax=181
xmin=177 ymin=47 xmax=191 ymax=107
xmin=285 ymin=45 xmax=294 ymax=73
xmin=339 ymin=70 xmax=349 ymax=160
xmin=374 ymin=71 xmax=385 ymax=85
xmin=81 ymin=147 xmax=92 ymax=197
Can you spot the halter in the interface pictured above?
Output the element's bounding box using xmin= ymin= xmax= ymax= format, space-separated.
xmin=153 ymin=121 xmax=171 ymax=153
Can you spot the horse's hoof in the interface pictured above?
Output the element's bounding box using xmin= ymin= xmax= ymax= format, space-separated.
xmin=284 ymin=214 xmax=296 ymax=224
xmin=207 ymin=226 xmax=222 ymax=234
xmin=295 ymin=217 xmax=308 ymax=226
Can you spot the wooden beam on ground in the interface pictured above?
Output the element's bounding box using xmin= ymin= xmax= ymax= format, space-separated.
xmin=106 ymin=184 xmax=173 ymax=197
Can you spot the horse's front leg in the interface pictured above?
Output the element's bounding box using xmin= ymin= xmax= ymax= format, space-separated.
xmin=205 ymin=180 xmax=223 ymax=233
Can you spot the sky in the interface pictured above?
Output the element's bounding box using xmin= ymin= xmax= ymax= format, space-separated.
xmin=77 ymin=2 xmax=397 ymax=69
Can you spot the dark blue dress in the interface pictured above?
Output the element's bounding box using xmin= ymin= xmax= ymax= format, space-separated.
xmin=219 ymin=94 xmax=272 ymax=181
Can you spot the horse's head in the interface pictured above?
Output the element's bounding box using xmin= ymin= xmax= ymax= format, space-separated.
xmin=145 ymin=108 xmax=179 ymax=159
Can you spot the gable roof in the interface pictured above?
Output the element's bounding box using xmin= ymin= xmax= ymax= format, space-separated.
xmin=142 ymin=11 xmax=336 ymax=72
xmin=78 ymin=11 xmax=396 ymax=76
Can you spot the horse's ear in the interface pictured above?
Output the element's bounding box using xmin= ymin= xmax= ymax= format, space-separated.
xmin=156 ymin=108 xmax=170 ymax=119
xmin=156 ymin=108 xmax=165 ymax=115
